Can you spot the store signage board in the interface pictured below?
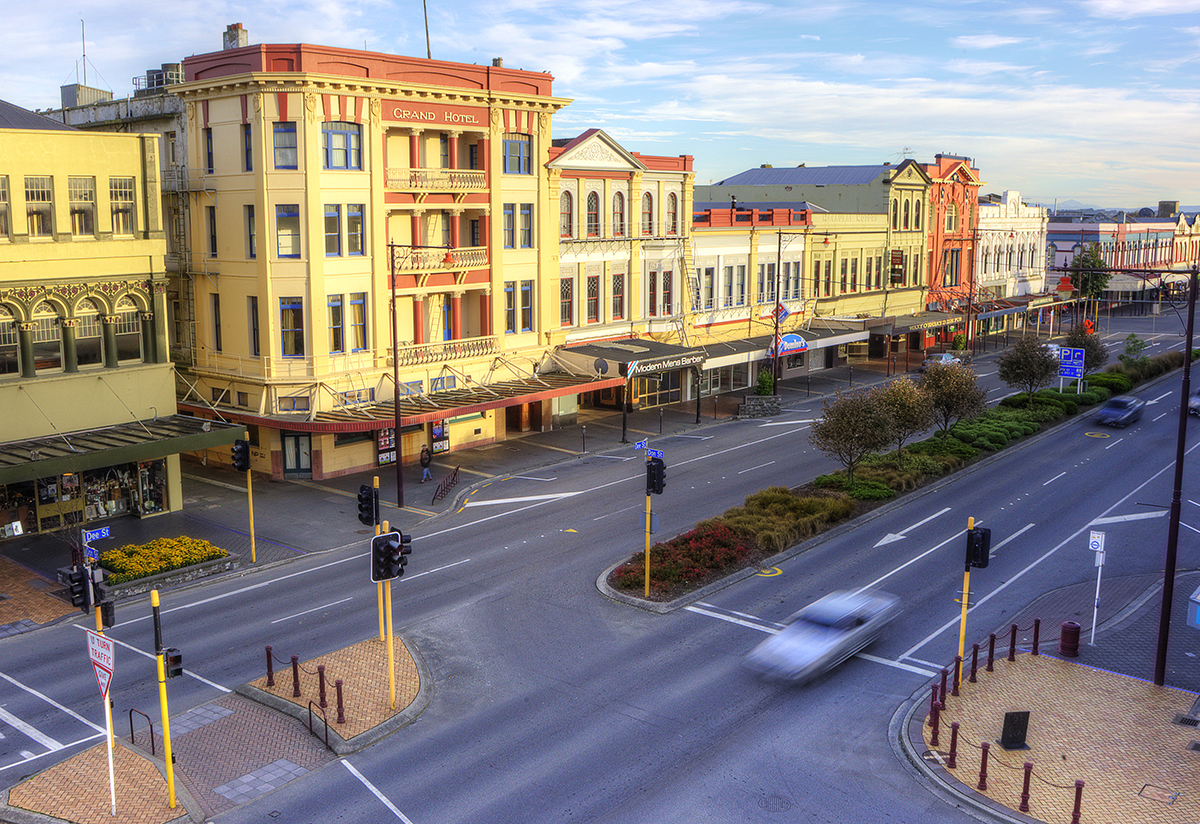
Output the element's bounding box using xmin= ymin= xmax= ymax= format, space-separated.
xmin=86 ymin=630 xmax=114 ymax=697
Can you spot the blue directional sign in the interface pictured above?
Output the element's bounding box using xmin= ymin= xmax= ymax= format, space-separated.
xmin=647 ymin=449 xmax=664 ymax=459
xmin=1059 ymin=366 xmax=1083 ymax=378
xmin=1058 ymin=346 xmax=1085 ymax=379
xmin=634 ymin=440 xmax=647 ymax=451
xmin=83 ymin=527 xmax=110 ymax=544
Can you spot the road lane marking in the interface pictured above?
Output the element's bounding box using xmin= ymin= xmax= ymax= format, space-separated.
xmin=464 ymin=492 xmax=582 ymax=507
xmin=592 ymin=503 xmax=644 ymax=521
xmin=343 ymin=760 xmax=415 ymax=823
xmin=272 ymin=597 xmax=354 ymax=624
xmin=1105 ymin=438 xmax=1124 ymax=449
xmin=738 ymin=461 xmax=776 ymax=475
xmin=0 ymin=706 xmax=62 ymax=752
xmin=593 ymin=455 xmax=637 ymax=461
xmin=874 ymin=507 xmax=952 ymax=547
xmin=684 ymin=605 xmax=781 ymax=633
xmin=675 ymin=434 xmax=714 ymax=440
xmin=856 ymin=654 xmax=937 ymax=677
xmin=72 ymin=627 xmax=231 ymax=693
xmin=1090 ymin=511 xmax=1169 ymax=525
xmin=1149 ymin=392 xmax=1172 ymax=404
xmin=0 ymin=671 xmax=105 ymax=734
xmin=858 ymin=525 xmax=973 ymax=594
xmin=507 ymin=475 xmax=556 ymax=482
xmin=758 ymin=419 xmax=816 ymax=427
xmin=989 ymin=523 xmax=1035 ymax=558
xmin=1153 ymin=413 xmax=1169 ymax=422
xmin=1042 ymin=472 xmax=1066 ymax=486
xmin=0 ymin=733 xmax=106 ymax=775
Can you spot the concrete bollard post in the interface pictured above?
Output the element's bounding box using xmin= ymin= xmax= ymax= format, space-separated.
xmin=291 ymin=655 xmax=301 ymax=698
xmin=1020 ymin=761 xmax=1033 ymax=812
xmin=930 ymin=701 xmax=942 ymax=747
xmin=970 ymin=643 xmax=979 ymax=683
xmin=265 ymin=645 xmax=275 ymax=687
xmin=335 ymin=679 xmax=346 ymax=724
xmin=1032 ymin=618 xmax=1041 ymax=655
xmin=1070 ymin=779 xmax=1084 ymax=824
xmin=318 ymin=665 xmax=327 ymax=709
xmin=977 ymin=741 xmax=990 ymax=791
xmin=987 ymin=633 xmax=996 ymax=672
xmin=948 ymin=722 xmax=960 ymax=769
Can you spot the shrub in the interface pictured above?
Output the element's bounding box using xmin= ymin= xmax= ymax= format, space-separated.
xmin=909 ymin=435 xmax=979 ymax=461
xmin=100 ymin=537 xmax=228 ymax=585
xmin=609 ymin=521 xmax=759 ymax=595
xmin=845 ymin=479 xmax=895 ymax=500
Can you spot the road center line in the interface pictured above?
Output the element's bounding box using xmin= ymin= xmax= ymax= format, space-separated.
xmin=684 ymin=605 xmax=778 ymax=633
xmin=1043 ymin=471 xmax=1066 ymax=486
xmin=272 ymin=597 xmax=354 ymax=624
xmin=0 ymin=671 xmax=105 ymax=734
xmin=464 ymin=492 xmax=581 ymax=507
xmin=738 ymin=461 xmax=776 ymax=475
xmin=0 ymin=706 xmax=62 ymax=752
xmin=855 ymin=653 xmax=937 ymax=677
xmin=343 ymin=760 xmax=415 ymax=823
xmin=1105 ymin=437 xmax=1124 ymax=449
xmin=989 ymin=523 xmax=1035 ymax=557
xmin=71 ymin=627 xmax=232 ymax=693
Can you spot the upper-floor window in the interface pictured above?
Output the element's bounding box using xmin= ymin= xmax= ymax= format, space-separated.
xmin=348 ymin=204 xmax=365 ymax=255
xmin=503 ymin=203 xmax=515 ymax=249
xmin=914 ymin=199 xmax=922 ymax=230
xmin=519 ymin=204 xmax=533 ymax=248
xmin=207 ymin=205 xmax=218 ymax=257
xmin=328 ymin=294 xmax=344 ymax=353
xmin=612 ymin=192 xmax=625 ymax=237
xmin=110 ymin=178 xmax=135 ymax=236
xmin=274 ymin=122 xmax=298 ymax=169
xmin=276 ymin=204 xmax=300 ymax=258
xmin=903 ymin=200 xmax=910 ymax=230
xmin=280 ymin=297 xmax=304 ymax=357
xmin=0 ymin=176 xmax=8 ymax=240
xmin=325 ymin=205 xmax=342 ymax=256
xmin=25 ymin=176 xmax=53 ymax=237
xmin=559 ymin=192 xmax=573 ymax=238
xmin=439 ymin=134 xmax=450 ymax=168
xmin=503 ymin=134 xmax=531 ymax=175
xmin=945 ymin=203 xmax=959 ymax=232
xmin=666 ymin=193 xmax=678 ymax=235
xmin=586 ymin=192 xmax=600 ymax=237
xmin=322 ymin=122 xmax=362 ymax=170
xmin=891 ymin=198 xmax=898 ymax=230
xmin=68 ymin=177 xmax=95 ymax=237
xmin=641 ymin=193 xmax=654 ymax=236
xmin=243 ymin=123 xmax=253 ymax=172
xmin=350 ymin=293 xmax=367 ymax=350
xmin=204 ymin=127 xmax=214 ymax=174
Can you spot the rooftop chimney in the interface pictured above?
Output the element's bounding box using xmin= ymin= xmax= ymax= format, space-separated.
xmin=492 ymin=57 xmax=503 ymax=67
xmin=224 ymin=23 xmax=248 ymax=51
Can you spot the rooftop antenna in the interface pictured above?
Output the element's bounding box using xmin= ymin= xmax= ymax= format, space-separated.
xmin=423 ymin=0 xmax=431 ymax=59
xmin=81 ymin=20 xmax=86 ymax=86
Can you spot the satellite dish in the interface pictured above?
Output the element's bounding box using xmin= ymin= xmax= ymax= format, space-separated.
xmin=594 ymin=358 xmax=608 ymax=375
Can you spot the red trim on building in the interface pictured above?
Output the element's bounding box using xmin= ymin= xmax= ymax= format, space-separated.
xmin=201 ymin=100 xmax=209 ymax=127
xmin=277 ymin=92 xmax=288 ymax=122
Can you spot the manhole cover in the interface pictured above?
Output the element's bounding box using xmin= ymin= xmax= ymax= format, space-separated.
xmin=757 ymin=795 xmax=793 ymax=812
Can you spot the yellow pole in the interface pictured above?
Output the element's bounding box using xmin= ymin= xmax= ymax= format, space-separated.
xmin=151 ymin=590 xmax=176 ymax=809
xmin=957 ymin=517 xmax=974 ymax=683
xmin=644 ymin=470 xmax=652 ymax=598
xmin=246 ymin=468 xmax=256 ymax=563
xmin=375 ymin=476 xmax=384 ymax=641
xmin=382 ymin=519 xmax=396 ymax=710
xmin=94 ymin=601 xmax=102 ymax=633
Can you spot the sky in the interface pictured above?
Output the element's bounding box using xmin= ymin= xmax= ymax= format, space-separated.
xmin=6 ymin=0 xmax=1200 ymax=210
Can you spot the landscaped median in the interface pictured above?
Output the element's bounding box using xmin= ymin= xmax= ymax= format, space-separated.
xmin=95 ymin=536 xmax=238 ymax=600
xmin=604 ymin=341 xmax=1198 ymax=607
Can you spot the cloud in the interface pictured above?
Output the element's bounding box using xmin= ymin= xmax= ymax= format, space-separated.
xmin=945 ymin=59 xmax=1029 ymax=76
xmin=951 ymin=34 xmax=1027 ymax=49
xmin=1078 ymin=0 xmax=1200 ymax=18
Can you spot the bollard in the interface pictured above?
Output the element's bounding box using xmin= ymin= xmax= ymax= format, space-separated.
xmin=987 ymin=633 xmax=996 ymax=672
xmin=951 ymin=655 xmax=962 ymax=697
xmin=939 ymin=667 xmax=949 ymax=703
xmin=335 ymin=679 xmax=346 ymax=724
xmin=318 ymin=665 xmax=327 ymax=709
xmin=970 ymin=643 xmax=979 ymax=683
xmin=582 ymin=425 xmax=586 ymax=454
xmin=1019 ymin=761 xmax=1033 ymax=812
xmin=948 ymin=722 xmax=960 ymax=769
xmin=265 ymin=645 xmax=275 ymax=687
xmin=1059 ymin=621 xmax=1081 ymax=657
xmin=1031 ymin=618 xmax=1041 ymax=655
xmin=713 ymin=397 xmax=718 ymax=420
xmin=849 ymin=365 xmax=853 ymax=385
xmin=806 ymin=375 xmax=810 ymax=397
xmin=1008 ymin=624 xmax=1018 ymax=662
xmin=659 ymin=409 xmax=664 ymax=434
xmin=930 ymin=701 xmax=942 ymax=747
xmin=1070 ymin=779 xmax=1084 ymax=824
xmin=291 ymin=655 xmax=301 ymax=698
xmin=977 ymin=742 xmax=990 ymax=791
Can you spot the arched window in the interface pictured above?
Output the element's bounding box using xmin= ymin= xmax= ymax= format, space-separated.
xmin=902 ymin=200 xmax=910 ymax=230
xmin=641 ymin=193 xmax=654 ymax=236
xmin=75 ymin=299 xmax=103 ymax=367
xmin=0 ymin=305 xmax=17 ymax=375
xmin=31 ymin=301 xmax=62 ymax=373
xmin=612 ymin=192 xmax=625 ymax=237
xmin=892 ymin=199 xmax=899 ymax=230
xmin=559 ymin=192 xmax=573 ymax=238
xmin=114 ymin=295 xmax=142 ymax=362
xmin=586 ymin=191 xmax=600 ymax=237
xmin=914 ymin=199 xmax=922 ymax=230
xmin=666 ymin=193 xmax=678 ymax=235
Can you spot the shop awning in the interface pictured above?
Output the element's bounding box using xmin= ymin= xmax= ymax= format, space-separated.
xmin=0 ymin=415 xmax=245 ymax=485
xmin=555 ymin=339 xmax=706 ymax=379
xmin=886 ymin=312 xmax=965 ymax=334
xmin=178 ymin=372 xmax=626 ymax=432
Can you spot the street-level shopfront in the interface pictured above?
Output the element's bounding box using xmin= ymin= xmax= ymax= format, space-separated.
xmin=0 ymin=416 xmax=243 ymax=541
xmin=554 ymin=340 xmax=707 ymax=411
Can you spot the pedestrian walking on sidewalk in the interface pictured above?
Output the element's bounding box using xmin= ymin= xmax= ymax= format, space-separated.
xmin=420 ymin=445 xmax=433 ymax=483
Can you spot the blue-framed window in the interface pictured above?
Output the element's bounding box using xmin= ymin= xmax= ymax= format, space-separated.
xmin=211 ymin=294 xmax=222 ymax=352
xmin=205 ymin=128 xmax=214 ymax=174
xmin=322 ymin=122 xmax=361 ymax=170
xmin=274 ymin=122 xmax=297 ymax=169
xmin=243 ymin=123 xmax=252 ymax=172
xmin=207 ymin=205 xmax=217 ymax=257
xmin=249 ymin=296 xmax=260 ymax=356
xmin=503 ymin=204 xmax=515 ymax=249
xmin=520 ymin=280 xmax=533 ymax=331
xmin=502 ymin=134 xmax=531 ymax=174
xmin=504 ymin=282 xmax=516 ymax=333
xmin=280 ymin=297 xmax=304 ymax=357
xmin=350 ymin=292 xmax=366 ymax=351
xmin=246 ymin=205 xmax=256 ymax=259
xmin=328 ymin=294 xmax=344 ymax=353
xmin=431 ymin=375 xmax=457 ymax=392
xmin=520 ymin=203 xmax=533 ymax=248
xmin=347 ymin=204 xmax=365 ymax=255
xmin=324 ymin=204 xmax=341 ymax=256
xmin=276 ymin=204 xmax=300 ymax=258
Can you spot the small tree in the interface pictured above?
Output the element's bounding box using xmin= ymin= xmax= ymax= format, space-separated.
xmin=1069 ymin=242 xmax=1111 ymax=299
xmin=1064 ymin=325 xmax=1108 ymax=376
xmin=997 ymin=334 xmax=1059 ymax=397
xmin=808 ymin=390 xmax=893 ymax=481
xmin=877 ymin=377 xmax=934 ymax=467
xmin=755 ymin=368 xmax=775 ymax=396
xmin=920 ymin=363 xmax=986 ymax=433
xmin=1118 ymin=333 xmax=1150 ymax=368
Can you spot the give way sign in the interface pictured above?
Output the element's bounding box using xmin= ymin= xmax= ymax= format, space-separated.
xmin=86 ymin=629 xmax=114 ymax=697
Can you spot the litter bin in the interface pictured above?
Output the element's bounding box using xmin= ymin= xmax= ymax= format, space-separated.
xmin=1059 ymin=621 xmax=1081 ymax=657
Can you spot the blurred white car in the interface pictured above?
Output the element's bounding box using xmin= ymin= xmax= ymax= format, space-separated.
xmin=744 ymin=590 xmax=900 ymax=682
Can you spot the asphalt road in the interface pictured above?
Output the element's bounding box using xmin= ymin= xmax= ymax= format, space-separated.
xmin=1 ymin=309 xmax=1196 ymax=823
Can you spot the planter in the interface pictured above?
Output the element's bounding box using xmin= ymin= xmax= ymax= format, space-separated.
xmin=96 ymin=552 xmax=241 ymax=601
xmin=738 ymin=395 xmax=782 ymax=418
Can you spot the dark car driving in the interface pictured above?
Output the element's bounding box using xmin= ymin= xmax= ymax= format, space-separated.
xmin=1096 ymin=396 xmax=1145 ymax=427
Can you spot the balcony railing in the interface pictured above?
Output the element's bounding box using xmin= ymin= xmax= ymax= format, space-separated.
xmin=395 ymin=335 xmax=498 ymax=367
xmin=390 ymin=245 xmax=488 ymax=272
xmin=385 ymin=168 xmax=486 ymax=191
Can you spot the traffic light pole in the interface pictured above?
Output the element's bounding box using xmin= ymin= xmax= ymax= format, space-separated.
xmin=381 ymin=519 xmax=397 ymax=710
xmin=374 ymin=476 xmax=384 ymax=642
xmin=151 ymin=590 xmax=177 ymax=809
xmin=246 ymin=466 xmax=256 ymax=564
xmin=644 ymin=476 xmax=652 ymax=599
xmin=957 ymin=517 xmax=974 ymax=685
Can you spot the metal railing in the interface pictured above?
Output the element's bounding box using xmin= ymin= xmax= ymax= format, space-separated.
xmin=432 ymin=465 xmax=460 ymax=504
xmin=395 ymin=336 xmax=498 ymax=367
xmin=389 ymin=245 xmax=488 ymax=272
xmin=385 ymin=168 xmax=486 ymax=190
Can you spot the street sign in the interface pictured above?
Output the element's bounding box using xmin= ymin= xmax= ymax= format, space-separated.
xmin=1059 ymin=347 xmax=1085 ymax=365
xmin=82 ymin=526 xmax=111 ymax=563
xmin=634 ymin=440 xmax=647 ymax=451
xmin=1059 ymin=366 xmax=1083 ymax=378
xmin=1089 ymin=531 xmax=1105 ymax=552
xmin=647 ymin=449 xmax=663 ymax=459
xmin=86 ymin=629 xmax=114 ymax=697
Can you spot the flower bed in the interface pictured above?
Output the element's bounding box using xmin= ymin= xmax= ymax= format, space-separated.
xmin=100 ymin=537 xmax=229 ymax=584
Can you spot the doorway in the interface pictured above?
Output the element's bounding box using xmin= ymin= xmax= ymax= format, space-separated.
xmin=282 ymin=433 xmax=311 ymax=478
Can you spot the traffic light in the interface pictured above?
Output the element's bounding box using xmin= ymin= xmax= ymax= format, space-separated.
xmin=371 ymin=531 xmax=407 ymax=582
xmin=357 ymin=484 xmax=377 ymax=526
xmin=646 ymin=457 xmax=666 ymax=495
xmin=68 ymin=565 xmax=90 ymax=612
xmin=99 ymin=599 xmax=116 ymax=629
xmin=165 ymin=647 xmax=183 ymax=679
xmin=966 ymin=527 xmax=991 ymax=569
xmin=231 ymin=439 xmax=251 ymax=472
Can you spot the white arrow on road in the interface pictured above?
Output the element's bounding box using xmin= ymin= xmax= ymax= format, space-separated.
xmin=1090 ymin=510 xmax=1168 ymax=525
xmin=874 ymin=507 xmax=952 ymax=547
xmin=1146 ymin=392 xmax=1172 ymax=405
